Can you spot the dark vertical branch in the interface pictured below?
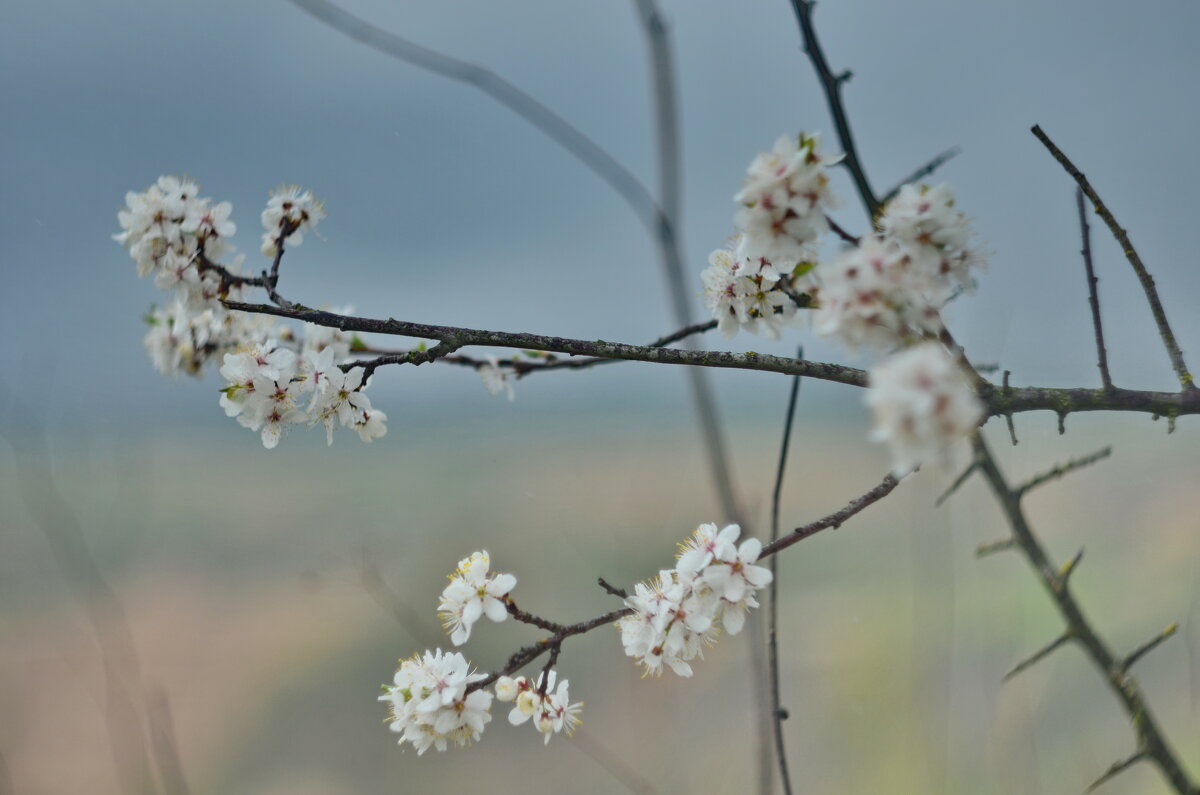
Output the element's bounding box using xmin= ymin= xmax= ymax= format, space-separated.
xmin=631 ymin=0 xmax=744 ymax=531
xmin=767 ymin=353 xmax=803 ymax=795
xmin=787 ymin=0 xmax=880 ymax=218
xmin=971 ymin=433 xmax=1198 ymax=794
xmin=629 ymin=3 xmax=760 ymax=787
xmin=1032 ymin=125 xmax=1195 ymax=391
xmin=1076 ymin=187 xmax=1114 ymax=390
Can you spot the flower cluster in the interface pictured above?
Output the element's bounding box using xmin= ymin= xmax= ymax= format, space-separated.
xmin=495 ymin=671 xmax=583 ymax=744
xmin=702 ymin=133 xmax=840 ymax=337
xmin=701 ymin=243 xmax=808 ymax=339
xmin=218 ymin=344 xmax=387 ymax=449
xmin=618 ymin=523 xmax=772 ymax=677
xmin=260 ymin=185 xmax=325 ymax=258
xmin=115 ymin=176 xmax=274 ymax=377
xmin=866 ymin=342 xmax=985 ymax=475
xmin=735 ymin=132 xmax=842 ymax=265
xmin=437 ymin=552 xmax=517 ymax=645
xmin=379 ymin=649 xmax=494 ymax=754
xmin=814 ymin=182 xmax=981 ymax=351
xmin=117 ymin=177 xmax=389 ymax=448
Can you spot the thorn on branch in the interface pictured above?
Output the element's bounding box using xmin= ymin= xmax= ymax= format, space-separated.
xmin=1122 ymin=623 xmax=1179 ymax=673
xmin=1004 ymin=632 xmax=1072 ymax=682
xmin=975 ymin=538 xmax=1015 ymax=558
xmin=1058 ymin=548 xmax=1084 ymax=589
xmin=1086 ymin=750 xmax=1149 ymax=792
xmin=1015 ymin=447 xmax=1112 ymax=499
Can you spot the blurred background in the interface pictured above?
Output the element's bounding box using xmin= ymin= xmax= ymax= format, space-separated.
xmin=2 ymin=0 xmax=1198 ymax=792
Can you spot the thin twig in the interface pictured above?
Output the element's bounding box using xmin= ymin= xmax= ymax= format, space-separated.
xmin=506 ymin=598 xmax=566 ymax=634
xmin=935 ymin=461 xmax=978 ymax=507
xmin=1123 ymin=623 xmax=1179 ymax=673
xmin=1003 ymin=632 xmax=1072 ymax=682
xmin=597 ymin=578 xmax=628 ymax=599
xmin=759 ymin=473 xmax=901 ymax=557
xmin=788 ymin=0 xmax=879 ymax=218
xmin=1014 ymin=446 xmax=1112 ymax=499
xmin=975 ymin=538 xmax=1015 ymax=558
xmin=1032 ymin=125 xmax=1195 ymax=391
xmin=465 ymin=474 xmax=915 ymax=694
xmin=767 ymin=350 xmax=803 ymax=795
xmin=825 ymin=215 xmax=860 ymax=245
xmin=1076 ymin=186 xmax=1114 ymax=390
xmin=972 ymin=433 xmax=1198 ymax=793
xmin=1087 ymin=751 xmax=1150 ymax=793
xmin=880 ymin=146 xmax=962 ymax=204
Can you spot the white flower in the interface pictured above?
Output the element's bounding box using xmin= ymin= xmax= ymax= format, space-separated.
xmin=501 ymin=671 xmax=582 ymax=744
xmin=702 ymin=536 xmax=773 ymax=606
xmin=620 ymin=523 xmax=775 ymax=675
xmin=878 ymin=183 xmax=982 ymax=297
xmin=260 ymin=185 xmax=324 ymax=256
xmin=866 ymin=342 xmax=984 ymax=475
xmin=438 ymin=551 xmax=517 ymax=646
xmin=676 ymin=522 xmax=739 ymax=574
xmin=494 ymin=676 xmax=520 ymax=703
xmin=379 ymin=649 xmax=493 ymax=754
xmin=812 ymin=236 xmax=944 ymax=352
xmin=701 ymin=244 xmax=799 ymax=340
xmin=477 ymin=356 xmax=515 ymax=401
xmin=734 ymin=133 xmax=842 ymax=266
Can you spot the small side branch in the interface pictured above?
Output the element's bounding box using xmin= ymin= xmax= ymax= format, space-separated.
xmin=881 ymin=146 xmax=963 ymax=204
xmin=1087 ymin=751 xmax=1149 ymax=793
xmin=975 ymin=538 xmax=1015 ymax=558
xmin=760 ymin=473 xmax=901 ymax=557
xmin=505 ymin=599 xmax=566 ymax=634
xmin=1032 ymin=125 xmax=1195 ymax=392
xmin=935 ymin=460 xmax=979 ymax=507
xmin=1014 ymin=447 xmax=1112 ymax=499
xmin=1076 ymin=186 xmax=1114 ymax=390
xmin=1123 ymin=623 xmax=1179 ymax=673
xmin=1004 ymin=632 xmax=1072 ymax=682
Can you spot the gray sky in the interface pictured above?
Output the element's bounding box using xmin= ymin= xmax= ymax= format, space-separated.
xmin=3 ymin=0 xmax=1198 ymax=433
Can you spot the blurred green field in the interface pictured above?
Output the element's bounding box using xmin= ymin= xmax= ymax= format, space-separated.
xmin=2 ymin=408 xmax=1198 ymax=794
